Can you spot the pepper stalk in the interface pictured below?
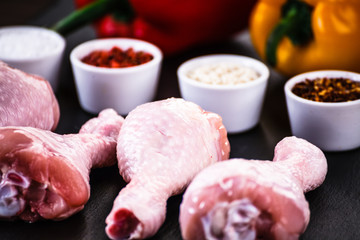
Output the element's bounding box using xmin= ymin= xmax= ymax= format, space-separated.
xmin=51 ymin=0 xmax=133 ymax=36
xmin=265 ymin=0 xmax=313 ymax=66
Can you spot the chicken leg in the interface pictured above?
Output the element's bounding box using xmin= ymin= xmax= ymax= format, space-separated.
xmin=0 ymin=61 xmax=59 ymax=130
xmin=0 ymin=108 xmax=124 ymax=222
xmin=105 ymin=98 xmax=230 ymax=239
xmin=179 ymin=136 xmax=327 ymax=240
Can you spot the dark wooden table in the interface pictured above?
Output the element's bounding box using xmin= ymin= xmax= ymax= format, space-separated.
xmin=0 ymin=0 xmax=359 ymax=239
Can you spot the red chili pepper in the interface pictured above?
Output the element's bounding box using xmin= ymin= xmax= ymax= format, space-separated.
xmin=52 ymin=0 xmax=256 ymax=55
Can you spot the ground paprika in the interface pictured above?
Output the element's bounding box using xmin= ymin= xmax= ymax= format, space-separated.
xmin=52 ymin=0 xmax=256 ymax=56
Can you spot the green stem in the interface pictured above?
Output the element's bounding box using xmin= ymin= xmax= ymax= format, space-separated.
xmin=51 ymin=0 xmax=119 ymax=36
xmin=266 ymin=8 xmax=297 ymax=66
xmin=265 ymin=0 xmax=313 ymax=67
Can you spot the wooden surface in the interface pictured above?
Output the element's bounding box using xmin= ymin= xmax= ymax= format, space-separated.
xmin=0 ymin=0 xmax=359 ymax=239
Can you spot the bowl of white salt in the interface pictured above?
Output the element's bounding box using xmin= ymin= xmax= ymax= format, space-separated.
xmin=0 ymin=26 xmax=66 ymax=91
xmin=177 ymin=54 xmax=269 ymax=134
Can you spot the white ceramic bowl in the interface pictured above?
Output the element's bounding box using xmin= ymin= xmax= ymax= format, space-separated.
xmin=284 ymin=70 xmax=360 ymax=151
xmin=177 ymin=54 xmax=269 ymax=134
xmin=0 ymin=26 xmax=65 ymax=92
xmin=70 ymin=38 xmax=163 ymax=115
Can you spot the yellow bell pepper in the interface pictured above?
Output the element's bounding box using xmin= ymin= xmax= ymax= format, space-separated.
xmin=249 ymin=0 xmax=360 ymax=76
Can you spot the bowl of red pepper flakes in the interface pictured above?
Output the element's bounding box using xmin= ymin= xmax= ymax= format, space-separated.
xmin=70 ymin=38 xmax=162 ymax=115
xmin=284 ymin=70 xmax=360 ymax=152
xmin=81 ymin=47 xmax=154 ymax=68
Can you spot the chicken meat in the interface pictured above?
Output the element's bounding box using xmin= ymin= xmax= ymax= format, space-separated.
xmin=0 ymin=109 xmax=124 ymax=222
xmin=105 ymin=98 xmax=230 ymax=240
xmin=179 ymin=136 xmax=328 ymax=240
xmin=0 ymin=61 xmax=59 ymax=130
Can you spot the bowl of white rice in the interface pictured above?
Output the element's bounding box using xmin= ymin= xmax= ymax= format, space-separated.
xmin=177 ymin=54 xmax=269 ymax=134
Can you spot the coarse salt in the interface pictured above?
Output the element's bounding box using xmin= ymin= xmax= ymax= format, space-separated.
xmin=187 ymin=62 xmax=259 ymax=85
xmin=0 ymin=27 xmax=63 ymax=60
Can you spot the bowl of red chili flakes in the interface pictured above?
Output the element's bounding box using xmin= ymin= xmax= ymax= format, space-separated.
xmin=284 ymin=70 xmax=360 ymax=152
xmin=70 ymin=38 xmax=162 ymax=115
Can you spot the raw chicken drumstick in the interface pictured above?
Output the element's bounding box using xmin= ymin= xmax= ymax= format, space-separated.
xmin=179 ymin=136 xmax=328 ymax=240
xmin=0 ymin=61 xmax=60 ymax=130
xmin=106 ymin=98 xmax=230 ymax=240
xmin=0 ymin=109 xmax=124 ymax=222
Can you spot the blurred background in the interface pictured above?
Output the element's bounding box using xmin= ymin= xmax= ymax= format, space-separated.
xmin=0 ymin=0 xmax=57 ymax=26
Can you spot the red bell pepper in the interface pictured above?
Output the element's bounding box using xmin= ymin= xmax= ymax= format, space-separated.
xmin=52 ymin=0 xmax=256 ymax=55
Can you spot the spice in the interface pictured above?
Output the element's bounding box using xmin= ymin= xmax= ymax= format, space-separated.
xmin=291 ymin=77 xmax=360 ymax=102
xmin=81 ymin=47 xmax=153 ymax=68
xmin=187 ymin=62 xmax=259 ymax=85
